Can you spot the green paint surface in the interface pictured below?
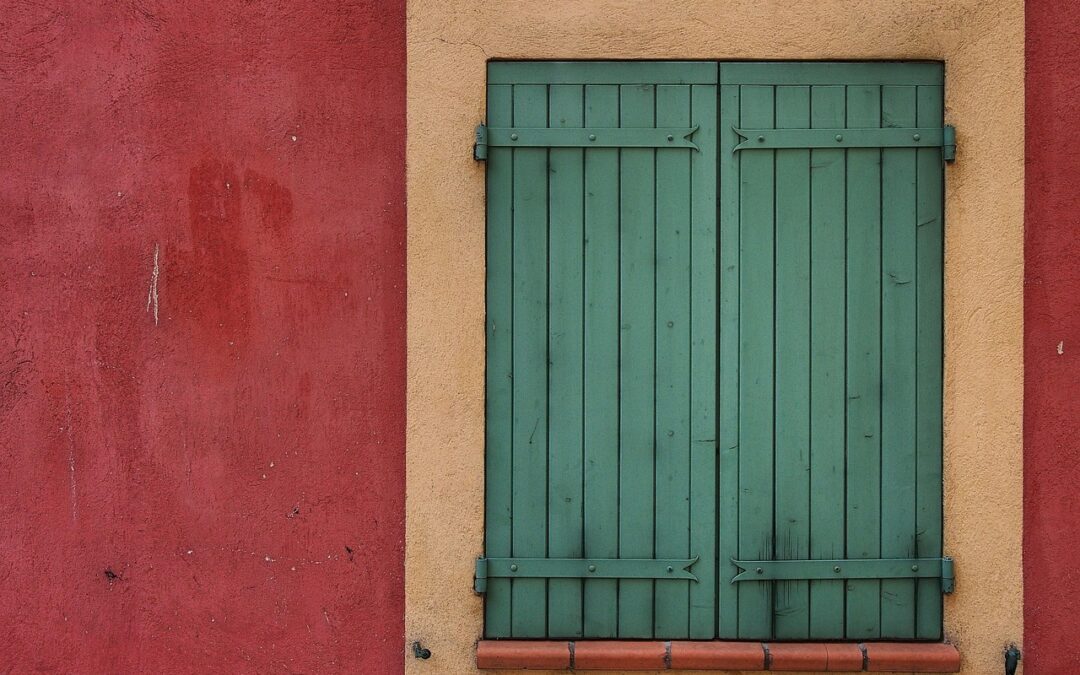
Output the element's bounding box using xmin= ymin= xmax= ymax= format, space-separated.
xmin=484 ymin=61 xmax=943 ymax=640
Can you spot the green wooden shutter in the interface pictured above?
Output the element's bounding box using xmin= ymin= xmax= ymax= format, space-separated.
xmin=717 ymin=62 xmax=945 ymax=640
xmin=482 ymin=60 xmax=946 ymax=642
xmin=483 ymin=61 xmax=719 ymax=639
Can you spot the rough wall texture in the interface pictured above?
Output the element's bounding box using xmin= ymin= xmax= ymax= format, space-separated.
xmin=1025 ymin=1 xmax=1080 ymax=673
xmin=406 ymin=2 xmax=1024 ymax=674
xmin=0 ymin=2 xmax=405 ymax=672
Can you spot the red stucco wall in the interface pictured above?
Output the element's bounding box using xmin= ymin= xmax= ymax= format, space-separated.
xmin=0 ymin=2 xmax=405 ymax=672
xmin=1026 ymin=1 xmax=1080 ymax=672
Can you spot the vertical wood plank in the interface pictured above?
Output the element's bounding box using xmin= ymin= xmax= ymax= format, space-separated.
xmin=773 ymin=85 xmax=811 ymax=640
xmin=845 ymin=84 xmax=883 ymax=640
xmin=879 ymin=85 xmax=918 ymax=639
xmin=617 ymin=83 xmax=657 ymax=638
xmin=736 ymin=84 xmax=775 ymax=639
xmin=654 ymin=84 xmax=692 ymax=639
xmin=915 ymin=84 xmax=945 ymax=640
xmin=483 ymin=82 xmax=514 ymax=637
xmin=583 ymin=83 xmax=620 ymax=637
xmin=688 ymin=81 xmax=719 ymax=639
xmin=808 ymin=85 xmax=846 ymax=639
xmin=717 ymin=81 xmax=741 ymax=639
xmin=510 ymin=83 xmax=549 ymax=637
xmin=547 ymin=84 xmax=585 ymax=638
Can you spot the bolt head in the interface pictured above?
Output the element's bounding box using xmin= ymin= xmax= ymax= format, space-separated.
xmin=835 ymin=134 xmax=843 ymax=142
xmin=757 ymin=135 xmax=765 ymax=142
xmin=667 ymin=566 xmax=674 ymax=573
xmin=510 ymin=133 xmax=518 ymax=141
xmin=834 ymin=566 xmax=842 ymax=573
xmin=913 ymin=133 xmax=921 ymax=141
xmin=667 ymin=134 xmax=674 ymax=142
xmin=588 ymin=564 xmax=597 ymax=572
xmin=509 ymin=564 xmax=518 ymax=572
xmin=588 ymin=134 xmax=597 ymax=141
xmin=912 ymin=565 xmax=920 ymax=572
xmin=756 ymin=567 xmax=763 ymax=574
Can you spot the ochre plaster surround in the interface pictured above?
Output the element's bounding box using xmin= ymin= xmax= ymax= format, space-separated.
xmin=406 ymin=2 xmax=1023 ymax=673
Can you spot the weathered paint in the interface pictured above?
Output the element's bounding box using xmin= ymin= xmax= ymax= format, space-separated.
xmin=1025 ymin=1 xmax=1080 ymax=672
xmin=406 ymin=3 xmax=1023 ymax=675
xmin=0 ymin=2 xmax=406 ymax=672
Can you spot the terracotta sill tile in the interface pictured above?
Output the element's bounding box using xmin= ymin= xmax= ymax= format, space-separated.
xmin=476 ymin=641 xmax=570 ymax=670
xmin=864 ymin=642 xmax=961 ymax=673
xmin=573 ymin=641 xmax=667 ymax=671
xmin=670 ymin=641 xmax=766 ymax=670
xmin=767 ymin=642 xmax=830 ymax=671
xmin=826 ymin=643 xmax=866 ymax=671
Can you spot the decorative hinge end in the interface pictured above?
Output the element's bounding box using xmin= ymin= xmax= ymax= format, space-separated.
xmin=474 ymin=557 xmax=488 ymax=594
xmin=943 ymin=124 xmax=956 ymax=162
xmin=941 ymin=556 xmax=955 ymax=593
xmin=474 ymin=124 xmax=488 ymax=161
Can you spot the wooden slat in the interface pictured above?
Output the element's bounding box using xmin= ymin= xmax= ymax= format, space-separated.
xmin=484 ymin=83 xmax=514 ymax=638
xmin=915 ymin=84 xmax=945 ymax=640
xmin=879 ymin=85 xmax=919 ymax=639
xmin=617 ymin=83 xmax=657 ymax=638
xmin=808 ymin=85 xmax=846 ymax=639
xmin=773 ymin=84 xmax=811 ymax=640
xmin=687 ymin=82 xmax=719 ymax=639
xmin=654 ymin=84 xmax=692 ymax=639
xmin=736 ymin=84 xmax=775 ymax=639
xmin=720 ymin=62 xmax=943 ymax=86
xmin=716 ymin=81 xmax=741 ymax=638
xmin=490 ymin=61 xmax=717 ymax=85
xmin=510 ymin=83 xmax=549 ymax=637
xmin=547 ymin=84 xmax=585 ymax=638
xmin=582 ymin=84 xmax=620 ymax=637
xmin=845 ymin=84 xmax=884 ymax=640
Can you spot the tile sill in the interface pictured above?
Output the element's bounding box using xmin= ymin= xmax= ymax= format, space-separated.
xmin=476 ymin=640 xmax=960 ymax=672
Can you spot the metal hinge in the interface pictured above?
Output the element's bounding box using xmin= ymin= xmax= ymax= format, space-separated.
xmin=734 ymin=124 xmax=956 ymax=163
xmin=731 ymin=556 xmax=954 ymax=593
xmin=474 ymin=556 xmax=699 ymax=594
xmin=474 ymin=124 xmax=488 ymax=161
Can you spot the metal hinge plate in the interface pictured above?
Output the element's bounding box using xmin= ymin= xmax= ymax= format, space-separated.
xmin=474 ymin=556 xmax=699 ymax=594
xmin=731 ymin=556 xmax=954 ymax=593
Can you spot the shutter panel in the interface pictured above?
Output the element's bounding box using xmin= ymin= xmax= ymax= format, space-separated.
xmin=717 ymin=62 xmax=945 ymax=640
xmin=483 ymin=60 xmax=946 ymax=642
xmin=483 ymin=61 xmax=719 ymax=639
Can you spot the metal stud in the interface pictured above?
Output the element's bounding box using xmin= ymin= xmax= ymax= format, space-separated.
xmin=913 ymin=133 xmax=921 ymax=141
xmin=757 ymin=135 xmax=765 ymax=143
xmin=509 ymin=564 xmax=518 ymax=572
xmin=510 ymin=133 xmax=518 ymax=141
xmin=912 ymin=565 xmax=920 ymax=572
xmin=588 ymin=564 xmax=597 ymax=572
xmin=756 ymin=567 xmax=763 ymax=574
xmin=666 ymin=566 xmax=674 ymax=573
xmin=834 ymin=566 xmax=842 ymax=573
xmin=835 ymin=134 xmax=843 ymax=142
xmin=666 ymin=134 xmax=674 ymax=142
xmin=588 ymin=134 xmax=597 ymax=141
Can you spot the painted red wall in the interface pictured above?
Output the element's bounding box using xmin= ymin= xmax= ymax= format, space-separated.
xmin=1026 ymin=1 xmax=1080 ymax=672
xmin=0 ymin=2 xmax=405 ymax=672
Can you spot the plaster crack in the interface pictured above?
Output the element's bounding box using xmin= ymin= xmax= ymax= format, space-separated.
xmin=146 ymin=243 xmax=160 ymax=325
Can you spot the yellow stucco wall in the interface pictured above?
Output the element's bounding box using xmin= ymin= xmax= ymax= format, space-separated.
xmin=405 ymin=3 xmax=1024 ymax=673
